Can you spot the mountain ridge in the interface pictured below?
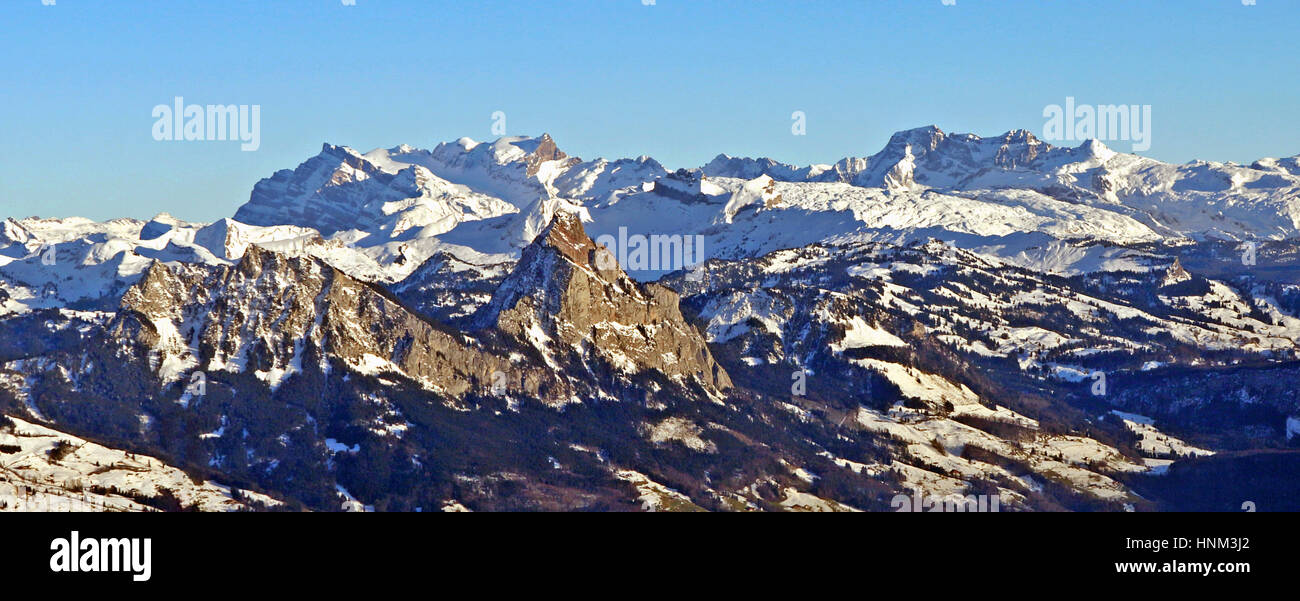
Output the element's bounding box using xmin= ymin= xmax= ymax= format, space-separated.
xmin=3 ymin=125 xmax=1300 ymax=512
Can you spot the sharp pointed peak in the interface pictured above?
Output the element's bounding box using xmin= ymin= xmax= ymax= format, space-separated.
xmin=534 ymin=207 xmax=591 ymax=247
xmin=1079 ymin=138 xmax=1115 ymax=155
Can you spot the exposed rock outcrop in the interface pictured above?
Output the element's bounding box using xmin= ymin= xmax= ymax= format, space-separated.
xmin=112 ymin=245 xmax=565 ymax=400
xmin=474 ymin=211 xmax=731 ymax=391
xmin=112 ymin=214 xmax=730 ymax=403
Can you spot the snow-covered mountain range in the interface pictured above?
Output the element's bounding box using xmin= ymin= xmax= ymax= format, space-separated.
xmin=6 ymin=126 xmax=1297 ymax=313
xmin=3 ymin=126 xmax=1299 ymax=511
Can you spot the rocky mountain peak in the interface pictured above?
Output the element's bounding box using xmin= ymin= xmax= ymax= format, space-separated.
xmin=1161 ymin=256 xmax=1193 ymax=287
xmin=113 ymin=244 xmax=566 ymax=399
xmin=882 ymin=125 xmax=946 ymax=153
xmin=521 ymin=133 xmax=576 ymax=177
xmin=476 ymin=211 xmax=732 ymax=392
xmin=530 ymin=133 xmax=565 ymax=160
xmin=533 ymin=208 xmax=600 ymax=266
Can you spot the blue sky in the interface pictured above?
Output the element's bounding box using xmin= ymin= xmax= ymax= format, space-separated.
xmin=2 ymin=0 xmax=1297 ymax=222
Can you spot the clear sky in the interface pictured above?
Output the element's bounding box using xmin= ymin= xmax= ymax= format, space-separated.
xmin=2 ymin=0 xmax=1297 ymax=222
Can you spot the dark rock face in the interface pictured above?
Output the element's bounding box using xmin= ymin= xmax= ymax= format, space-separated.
xmin=112 ymin=212 xmax=730 ymax=404
xmin=43 ymin=214 xmax=752 ymax=511
xmin=523 ymin=133 xmax=576 ymax=178
xmin=650 ymin=169 xmax=717 ymax=204
xmin=15 ymin=217 xmax=1297 ymax=512
xmin=475 ymin=211 xmax=731 ymax=392
xmin=112 ymin=245 xmax=564 ymax=402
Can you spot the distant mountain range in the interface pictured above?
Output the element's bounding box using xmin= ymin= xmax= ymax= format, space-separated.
xmin=3 ymin=127 xmax=1298 ymax=512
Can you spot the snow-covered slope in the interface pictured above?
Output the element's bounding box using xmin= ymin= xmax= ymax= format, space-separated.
xmin=0 ymin=416 xmax=282 ymax=512
xmin=0 ymin=214 xmax=397 ymax=316
xmin=214 ymin=127 xmax=1300 ymax=286
xmin=706 ymin=126 xmax=1300 ymax=241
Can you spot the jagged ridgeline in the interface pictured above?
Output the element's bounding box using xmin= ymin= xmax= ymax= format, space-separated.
xmin=3 ymin=128 xmax=1300 ymax=511
xmin=3 ymin=212 xmax=754 ymax=511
